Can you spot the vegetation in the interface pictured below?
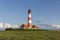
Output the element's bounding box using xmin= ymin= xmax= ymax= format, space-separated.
xmin=0 ymin=29 xmax=60 ymax=40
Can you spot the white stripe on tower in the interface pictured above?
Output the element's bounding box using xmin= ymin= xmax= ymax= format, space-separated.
xmin=28 ymin=9 xmax=32 ymax=28
xmin=29 ymin=20 xmax=32 ymax=23
xmin=29 ymin=13 xmax=31 ymax=17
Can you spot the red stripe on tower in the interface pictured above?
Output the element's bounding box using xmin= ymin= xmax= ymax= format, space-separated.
xmin=28 ymin=9 xmax=32 ymax=28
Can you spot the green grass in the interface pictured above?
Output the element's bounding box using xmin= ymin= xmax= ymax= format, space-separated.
xmin=0 ymin=29 xmax=60 ymax=40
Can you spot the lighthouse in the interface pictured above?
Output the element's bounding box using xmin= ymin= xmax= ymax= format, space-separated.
xmin=28 ymin=9 xmax=32 ymax=29
xmin=20 ymin=9 xmax=38 ymax=29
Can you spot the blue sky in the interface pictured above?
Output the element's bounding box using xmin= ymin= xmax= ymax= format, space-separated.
xmin=0 ymin=0 xmax=60 ymax=25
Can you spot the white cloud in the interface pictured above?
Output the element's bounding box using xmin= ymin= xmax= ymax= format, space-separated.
xmin=12 ymin=24 xmax=19 ymax=28
xmin=0 ymin=22 xmax=19 ymax=30
xmin=38 ymin=24 xmax=60 ymax=30
xmin=4 ymin=23 xmax=12 ymax=28
xmin=0 ymin=22 xmax=4 ymax=28
xmin=4 ymin=23 xmax=19 ymax=29
xmin=0 ymin=22 xmax=60 ymax=30
xmin=52 ymin=24 xmax=60 ymax=28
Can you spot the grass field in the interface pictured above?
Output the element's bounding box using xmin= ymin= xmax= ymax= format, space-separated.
xmin=0 ymin=29 xmax=60 ymax=40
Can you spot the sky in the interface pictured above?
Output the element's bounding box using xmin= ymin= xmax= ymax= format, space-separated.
xmin=0 ymin=0 xmax=60 ymax=26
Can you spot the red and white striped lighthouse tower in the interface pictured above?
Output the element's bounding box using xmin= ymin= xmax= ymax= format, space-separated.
xmin=28 ymin=9 xmax=32 ymax=29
